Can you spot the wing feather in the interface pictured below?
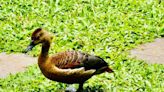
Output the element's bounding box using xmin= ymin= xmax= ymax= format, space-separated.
xmin=51 ymin=51 xmax=109 ymax=70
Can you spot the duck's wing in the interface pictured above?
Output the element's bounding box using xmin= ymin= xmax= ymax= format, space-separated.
xmin=51 ymin=51 xmax=113 ymax=72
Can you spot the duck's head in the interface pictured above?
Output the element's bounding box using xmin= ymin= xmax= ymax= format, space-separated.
xmin=24 ymin=28 xmax=53 ymax=53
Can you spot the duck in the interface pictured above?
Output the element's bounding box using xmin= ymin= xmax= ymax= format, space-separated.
xmin=24 ymin=28 xmax=113 ymax=92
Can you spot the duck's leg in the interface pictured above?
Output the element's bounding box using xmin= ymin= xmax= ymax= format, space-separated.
xmin=77 ymin=83 xmax=84 ymax=92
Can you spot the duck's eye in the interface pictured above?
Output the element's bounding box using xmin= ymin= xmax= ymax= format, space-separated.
xmin=32 ymin=37 xmax=39 ymax=40
xmin=35 ymin=36 xmax=40 ymax=40
xmin=36 ymin=37 xmax=39 ymax=40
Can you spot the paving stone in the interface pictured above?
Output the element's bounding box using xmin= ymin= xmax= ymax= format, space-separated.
xmin=130 ymin=38 xmax=164 ymax=64
xmin=0 ymin=53 xmax=37 ymax=78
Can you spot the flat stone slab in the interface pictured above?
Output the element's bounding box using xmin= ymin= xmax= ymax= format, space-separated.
xmin=130 ymin=38 xmax=164 ymax=64
xmin=0 ymin=53 xmax=37 ymax=78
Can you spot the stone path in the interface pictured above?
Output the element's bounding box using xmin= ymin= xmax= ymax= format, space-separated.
xmin=130 ymin=38 xmax=164 ymax=64
xmin=0 ymin=53 xmax=37 ymax=78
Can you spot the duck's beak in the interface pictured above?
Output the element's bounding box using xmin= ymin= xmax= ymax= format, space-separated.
xmin=23 ymin=40 xmax=36 ymax=53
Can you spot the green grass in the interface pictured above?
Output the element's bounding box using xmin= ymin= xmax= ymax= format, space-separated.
xmin=0 ymin=0 xmax=164 ymax=92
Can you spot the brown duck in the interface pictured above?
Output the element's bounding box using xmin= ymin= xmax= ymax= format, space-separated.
xmin=24 ymin=28 xmax=113 ymax=92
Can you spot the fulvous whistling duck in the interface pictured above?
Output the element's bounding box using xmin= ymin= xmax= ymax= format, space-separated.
xmin=24 ymin=28 xmax=113 ymax=92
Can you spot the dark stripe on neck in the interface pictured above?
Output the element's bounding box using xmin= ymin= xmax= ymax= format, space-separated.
xmin=41 ymin=41 xmax=50 ymax=57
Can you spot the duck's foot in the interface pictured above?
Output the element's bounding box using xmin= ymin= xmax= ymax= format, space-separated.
xmin=76 ymin=83 xmax=84 ymax=92
xmin=76 ymin=89 xmax=83 ymax=92
xmin=65 ymin=86 xmax=76 ymax=92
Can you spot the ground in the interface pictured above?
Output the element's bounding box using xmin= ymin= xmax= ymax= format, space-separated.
xmin=0 ymin=53 xmax=37 ymax=78
xmin=0 ymin=38 xmax=163 ymax=78
xmin=130 ymin=38 xmax=164 ymax=64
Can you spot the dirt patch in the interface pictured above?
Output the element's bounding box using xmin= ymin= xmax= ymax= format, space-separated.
xmin=0 ymin=53 xmax=37 ymax=78
xmin=130 ymin=38 xmax=164 ymax=64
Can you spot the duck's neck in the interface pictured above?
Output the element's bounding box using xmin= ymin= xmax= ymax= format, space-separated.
xmin=39 ymin=40 xmax=51 ymax=63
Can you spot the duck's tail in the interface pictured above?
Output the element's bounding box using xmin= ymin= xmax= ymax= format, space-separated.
xmin=104 ymin=67 xmax=113 ymax=73
xmin=94 ymin=66 xmax=113 ymax=75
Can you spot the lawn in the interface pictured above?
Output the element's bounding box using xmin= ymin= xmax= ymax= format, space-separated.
xmin=0 ymin=0 xmax=164 ymax=92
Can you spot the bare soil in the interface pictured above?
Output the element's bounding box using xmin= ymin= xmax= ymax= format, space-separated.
xmin=130 ymin=38 xmax=164 ymax=64
xmin=0 ymin=53 xmax=37 ymax=78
